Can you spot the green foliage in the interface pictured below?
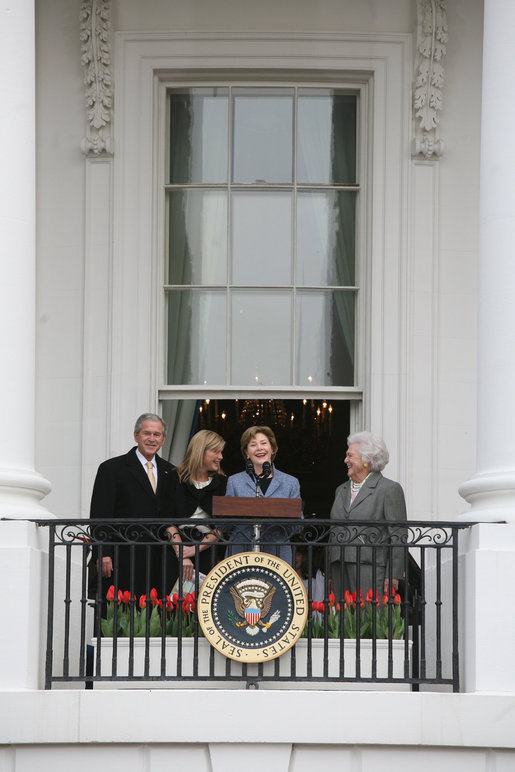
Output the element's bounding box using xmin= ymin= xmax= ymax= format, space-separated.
xmin=100 ymin=588 xmax=203 ymax=638
xmin=302 ymin=591 xmax=405 ymax=640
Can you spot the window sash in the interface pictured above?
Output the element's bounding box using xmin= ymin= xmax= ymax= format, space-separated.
xmin=165 ymin=84 xmax=361 ymax=390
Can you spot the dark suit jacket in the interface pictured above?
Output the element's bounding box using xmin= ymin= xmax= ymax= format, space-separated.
xmin=329 ymin=471 xmax=407 ymax=578
xmin=90 ymin=447 xmax=174 ymax=597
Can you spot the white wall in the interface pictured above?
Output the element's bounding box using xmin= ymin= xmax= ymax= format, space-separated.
xmin=113 ymin=0 xmax=414 ymax=34
xmin=34 ymin=0 xmax=483 ymax=524
xmin=1 ymin=690 xmax=514 ymax=770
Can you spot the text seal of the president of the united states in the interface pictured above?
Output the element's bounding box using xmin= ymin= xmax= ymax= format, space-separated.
xmin=198 ymin=552 xmax=308 ymax=663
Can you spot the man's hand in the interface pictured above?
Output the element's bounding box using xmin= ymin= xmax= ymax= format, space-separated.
xmin=182 ymin=557 xmax=194 ymax=582
xmin=383 ymin=577 xmax=399 ymax=595
xmin=99 ymin=556 xmax=113 ymax=578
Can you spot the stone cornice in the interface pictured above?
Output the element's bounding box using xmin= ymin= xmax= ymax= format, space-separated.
xmin=80 ymin=0 xmax=113 ymax=156
xmin=413 ymin=0 xmax=447 ymax=159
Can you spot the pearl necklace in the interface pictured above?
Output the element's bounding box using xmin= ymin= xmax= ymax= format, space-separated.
xmin=350 ymin=473 xmax=371 ymax=503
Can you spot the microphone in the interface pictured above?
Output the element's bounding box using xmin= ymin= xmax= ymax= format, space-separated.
xmin=261 ymin=461 xmax=271 ymax=478
xmin=245 ymin=459 xmax=256 ymax=479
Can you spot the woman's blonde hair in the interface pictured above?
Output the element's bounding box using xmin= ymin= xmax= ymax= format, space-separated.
xmin=177 ymin=430 xmax=226 ymax=484
xmin=240 ymin=425 xmax=278 ymax=461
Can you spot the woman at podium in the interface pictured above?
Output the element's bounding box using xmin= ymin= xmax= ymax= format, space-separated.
xmin=224 ymin=425 xmax=301 ymax=566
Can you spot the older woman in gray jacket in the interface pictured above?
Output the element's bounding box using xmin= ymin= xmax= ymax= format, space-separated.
xmin=329 ymin=431 xmax=407 ymax=600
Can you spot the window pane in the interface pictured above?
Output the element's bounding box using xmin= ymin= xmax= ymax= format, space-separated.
xmin=297 ymin=191 xmax=356 ymax=286
xmin=231 ymin=291 xmax=291 ymax=385
xmin=169 ymin=89 xmax=228 ymax=184
xmin=166 ymin=87 xmax=360 ymax=390
xmin=297 ymin=91 xmax=357 ymax=184
xmin=168 ymin=190 xmax=227 ymax=285
xmin=232 ymin=88 xmax=293 ymax=183
xmin=296 ymin=290 xmax=355 ymax=386
xmin=231 ymin=191 xmax=292 ymax=285
xmin=167 ymin=290 xmax=226 ymax=384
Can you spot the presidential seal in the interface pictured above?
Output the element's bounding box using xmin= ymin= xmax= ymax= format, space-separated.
xmin=198 ymin=552 xmax=308 ymax=663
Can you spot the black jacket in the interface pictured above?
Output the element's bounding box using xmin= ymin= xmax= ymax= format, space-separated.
xmin=90 ymin=447 xmax=175 ymax=597
xmin=166 ymin=470 xmax=227 ymax=518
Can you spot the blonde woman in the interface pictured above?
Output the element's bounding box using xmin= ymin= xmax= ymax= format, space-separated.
xmin=166 ymin=430 xmax=227 ymax=584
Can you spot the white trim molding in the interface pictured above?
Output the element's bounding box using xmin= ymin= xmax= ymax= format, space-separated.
xmin=413 ymin=0 xmax=447 ymax=159
xmin=80 ymin=0 xmax=114 ymax=156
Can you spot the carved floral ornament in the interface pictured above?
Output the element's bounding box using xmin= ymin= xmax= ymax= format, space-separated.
xmin=413 ymin=0 xmax=448 ymax=159
xmin=80 ymin=0 xmax=113 ymax=156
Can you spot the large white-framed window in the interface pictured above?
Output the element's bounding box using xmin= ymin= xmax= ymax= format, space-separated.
xmin=163 ymin=84 xmax=363 ymax=394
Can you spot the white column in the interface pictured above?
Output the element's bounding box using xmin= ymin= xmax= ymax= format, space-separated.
xmin=459 ymin=0 xmax=515 ymax=522
xmin=0 ymin=0 xmax=51 ymax=517
xmin=0 ymin=0 xmax=52 ymax=690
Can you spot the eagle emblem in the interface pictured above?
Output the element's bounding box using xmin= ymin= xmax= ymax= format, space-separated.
xmin=229 ymin=578 xmax=280 ymax=637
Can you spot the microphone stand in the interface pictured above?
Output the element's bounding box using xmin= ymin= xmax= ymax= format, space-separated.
xmin=246 ymin=461 xmax=271 ymax=552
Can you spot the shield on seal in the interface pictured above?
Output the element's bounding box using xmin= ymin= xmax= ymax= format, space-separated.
xmin=245 ymin=606 xmax=261 ymax=626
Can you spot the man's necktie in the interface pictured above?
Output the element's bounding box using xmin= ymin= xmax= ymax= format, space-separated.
xmin=146 ymin=461 xmax=157 ymax=493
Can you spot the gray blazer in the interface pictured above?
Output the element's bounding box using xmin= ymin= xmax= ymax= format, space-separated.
xmin=225 ymin=467 xmax=301 ymax=564
xmin=226 ymin=468 xmax=300 ymax=499
xmin=329 ymin=471 xmax=407 ymax=577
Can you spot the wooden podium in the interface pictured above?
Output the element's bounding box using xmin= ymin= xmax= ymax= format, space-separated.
xmin=212 ymin=496 xmax=302 ymax=519
xmin=212 ymin=496 xmax=302 ymax=554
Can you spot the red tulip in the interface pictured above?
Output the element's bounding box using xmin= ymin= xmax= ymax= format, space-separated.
xmin=365 ymin=588 xmax=373 ymax=603
xmin=394 ymin=593 xmax=401 ymax=605
xmin=382 ymin=594 xmax=389 ymax=606
xmin=172 ymin=593 xmax=179 ymax=605
xmin=150 ymin=588 xmax=158 ymax=603
xmin=344 ymin=590 xmax=353 ymax=605
xmin=185 ymin=593 xmax=193 ymax=604
xmin=328 ymin=592 xmax=335 ymax=606
xmin=336 ymin=602 xmax=341 ymax=612
xmin=139 ymin=594 xmax=146 ymax=609
xmin=166 ymin=595 xmax=173 ymax=611
xmin=106 ymin=585 xmax=115 ymax=601
xmin=121 ymin=590 xmax=131 ymax=604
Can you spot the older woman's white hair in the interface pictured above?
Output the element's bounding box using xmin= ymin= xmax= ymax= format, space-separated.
xmin=347 ymin=431 xmax=389 ymax=472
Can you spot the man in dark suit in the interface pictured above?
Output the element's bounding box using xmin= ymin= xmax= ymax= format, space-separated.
xmin=90 ymin=413 xmax=174 ymax=600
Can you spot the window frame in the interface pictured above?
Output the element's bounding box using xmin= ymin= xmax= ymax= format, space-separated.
xmin=159 ymin=76 xmax=368 ymax=401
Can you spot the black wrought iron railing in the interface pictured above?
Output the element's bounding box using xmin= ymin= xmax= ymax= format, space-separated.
xmin=40 ymin=518 xmax=471 ymax=691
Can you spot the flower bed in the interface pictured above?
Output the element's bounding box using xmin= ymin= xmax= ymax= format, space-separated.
xmin=306 ymin=589 xmax=405 ymax=640
xmin=91 ymin=586 xmax=411 ymax=689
